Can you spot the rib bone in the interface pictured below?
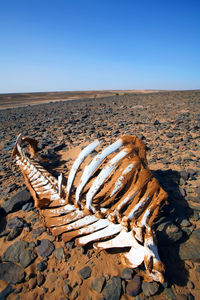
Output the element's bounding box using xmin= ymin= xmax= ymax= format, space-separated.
xmin=12 ymin=134 xmax=168 ymax=283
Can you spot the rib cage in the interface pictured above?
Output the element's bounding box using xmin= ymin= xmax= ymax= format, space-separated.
xmin=12 ymin=134 xmax=168 ymax=283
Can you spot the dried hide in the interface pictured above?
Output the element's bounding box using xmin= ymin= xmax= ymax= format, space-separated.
xmin=12 ymin=134 xmax=168 ymax=283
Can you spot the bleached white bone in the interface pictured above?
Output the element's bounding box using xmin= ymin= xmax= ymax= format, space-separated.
xmin=75 ymin=138 xmax=123 ymax=206
xmin=58 ymin=173 xmax=63 ymax=197
xmin=77 ymin=223 xmax=122 ymax=245
xmin=51 ymin=214 xmax=98 ymax=235
xmin=85 ymin=148 xmax=131 ymax=212
xmin=94 ymin=229 xmax=133 ymax=249
xmin=66 ymin=140 xmax=100 ymax=197
xmin=47 ymin=209 xmax=86 ymax=227
xmin=110 ymin=162 xmax=135 ymax=197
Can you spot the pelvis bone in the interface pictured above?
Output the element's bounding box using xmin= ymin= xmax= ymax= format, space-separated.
xmin=12 ymin=134 xmax=168 ymax=283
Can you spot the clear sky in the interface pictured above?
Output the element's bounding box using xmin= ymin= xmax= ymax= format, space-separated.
xmin=0 ymin=0 xmax=200 ymax=93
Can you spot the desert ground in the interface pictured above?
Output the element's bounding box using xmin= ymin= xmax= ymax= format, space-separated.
xmin=0 ymin=90 xmax=200 ymax=300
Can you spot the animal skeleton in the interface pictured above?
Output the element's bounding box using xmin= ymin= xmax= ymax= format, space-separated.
xmin=12 ymin=134 xmax=168 ymax=283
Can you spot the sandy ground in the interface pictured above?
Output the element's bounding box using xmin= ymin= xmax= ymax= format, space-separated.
xmin=0 ymin=90 xmax=200 ymax=299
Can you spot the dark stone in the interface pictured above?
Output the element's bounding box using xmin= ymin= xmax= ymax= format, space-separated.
xmin=37 ymin=273 xmax=45 ymax=286
xmin=154 ymin=120 xmax=160 ymax=125
xmin=179 ymin=228 xmax=200 ymax=262
xmin=63 ymin=281 xmax=71 ymax=296
xmin=54 ymin=247 xmax=64 ymax=262
xmin=7 ymin=217 xmax=24 ymax=229
xmin=37 ymin=239 xmax=55 ymax=258
xmin=3 ymin=189 xmax=32 ymax=213
xmin=79 ymin=266 xmax=92 ymax=279
xmin=7 ymin=227 xmax=22 ymax=241
xmin=53 ymin=142 xmax=66 ymax=152
xmin=0 ymin=262 xmax=25 ymax=283
xmin=163 ymin=288 xmax=176 ymax=299
xmin=121 ymin=268 xmax=134 ymax=280
xmin=22 ymin=201 xmax=34 ymax=212
xmin=102 ymin=276 xmax=122 ymax=300
xmin=32 ymin=227 xmax=45 ymax=239
xmin=166 ymin=132 xmax=174 ymax=138
xmin=2 ymin=239 xmax=36 ymax=268
xmin=142 ymin=281 xmax=160 ymax=296
xmin=180 ymin=170 xmax=189 ymax=181
xmin=37 ymin=261 xmax=47 ymax=272
xmin=156 ymin=219 xmax=183 ymax=245
xmin=126 ymin=275 xmax=141 ymax=297
xmin=0 ymin=284 xmax=15 ymax=300
xmin=91 ymin=276 xmax=105 ymax=293
xmin=0 ymin=229 xmax=10 ymax=237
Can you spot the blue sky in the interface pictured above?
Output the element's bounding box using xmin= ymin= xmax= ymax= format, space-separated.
xmin=0 ymin=0 xmax=200 ymax=93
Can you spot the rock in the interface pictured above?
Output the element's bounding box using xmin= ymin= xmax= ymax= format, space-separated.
xmin=163 ymin=287 xmax=176 ymax=299
xmin=79 ymin=266 xmax=92 ymax=279
xmin=0 ymin=229 xmax=10 ymax=237
xmin=2 ymin=239 xmax=36 ymax=268
xmin=36 ymin=261 xmax=47 ymax=272
xmin=32 ymin=227 xmax=45 ymax=239
xmin=154 ymin=120 xmax=160 ymax=125
xmin=179 ymin=228 xmax=200 ymax=261
xmin=63 ymin=281 xmax=71 ymax=296
xmin=187 ymin=281 xmax=194 ymax=289
xmin=142 ymin=281 xmax=160 ymax=296
xmin=37 ymin=239 xmax=55 ymax=258
xmin=156 ymin=219 xmax=183 ymax=245
xmin=102 ymin=276 xmax=122 ymax=300
xmin=7 ymin=216 xmax=24 ymax=229
xmin=54 ymin=247 xmax=64 ymax=262
xmin=22 ymin=201 xmax=34 ymax=212
xmin=126 ymin=275 xmax=141 ymax=297
xmin=91 ymin=276 xmax=105 ymax=293
xmin=166 ymin=132 xmax=174 ymax=138
xmin=121 ymin=268 xmax=134 ymax=280
xmin=29 ymin=277 xmax=37 ymax=289
xmin=180 ymin=170 xmax=189 ymax=181
xmin=0 ymin=284 xmax=15 ymax=300
xmin=3 ymin=189 xmax=32 ymax=213
xmin=7 ymin=227 xmax=22 ymax=240
xmin=0 ymin=262 xmax=25 ymax=283
xmin=37 ymin=273 xmax=45 ymax=286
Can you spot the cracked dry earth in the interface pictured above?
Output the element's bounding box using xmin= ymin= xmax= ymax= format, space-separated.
xmin=0 ymin=90 xmax=200 ymax=300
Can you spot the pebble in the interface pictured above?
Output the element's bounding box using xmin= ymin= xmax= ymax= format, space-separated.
xmin=2 ymin=239 xmax=37 ymax=268
xmin=22 ymin=201 xmax=34 ymax=212
xmin=7 ymin=216 xmax=24 ymax=229
xmin=63 ymin=281 xmax=71 ymax=296
xmin=0 ymin=284 xmax=15 ymax=299
xmin=37 ymin=239 xmax=55 ymax=258
xmin=36 ymin=261 xmax=47 ymax=272
xmin=126 ymin=275 xmax=141 ymax=297
xmin=54 ymin=247 xmax=64 ymax=262
xmin=102 ymin=276 xmax=122 ymax=300
xmin=32 ymin=227 xmax=45 ymax=239
xmin=156 ymin=219 xmax=183 ymax=245
xmin=179 ymin=228 xmax=200 ymax=261
xmin=7 ymin=227 xmax=22 ymax=240
xmin=142 ymin=281 xmax=160 ymax=296
xmin=79 ymin=266 xmax=92 ymax=279
xmin=187 ymin=281 xmax=194 ymax=289
xmin=0 ymin=262 xmax=25 ymax=284
xmin=121 ymin=268 xmax=134 ymax=280
xmin=3 ymin=188 xmax=32 ymax=213
xmin=37 ymin=273 xmax=45 ymax=286
xmin=91 ymin=276 xmax=106 ymax=293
